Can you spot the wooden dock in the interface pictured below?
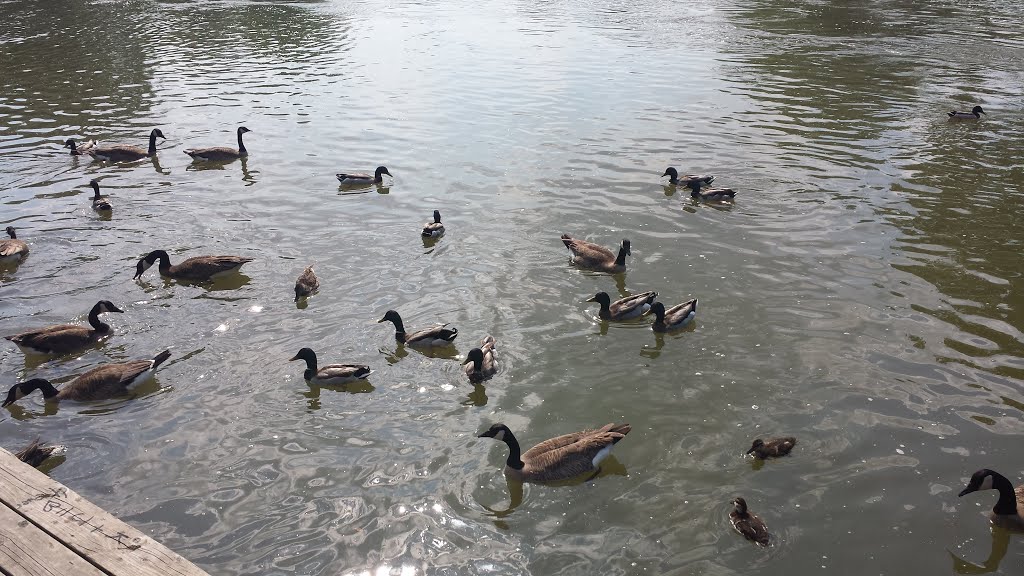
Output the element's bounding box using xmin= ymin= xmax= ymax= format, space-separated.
xmin=0 ymin=448 xmax=210 ymax=576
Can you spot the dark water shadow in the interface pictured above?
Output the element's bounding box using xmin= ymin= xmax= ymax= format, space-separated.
xmin=949 ymin=526 xmax=1012 ymax=574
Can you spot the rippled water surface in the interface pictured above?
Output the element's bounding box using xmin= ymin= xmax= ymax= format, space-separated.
xmin=2 ymin=0 xmax=1024 ymax=574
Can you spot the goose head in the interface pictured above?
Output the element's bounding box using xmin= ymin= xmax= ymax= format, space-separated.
xmin=3 ymin=379 xmax=52 ymax=407
xmin=238 ymin=126 xmax=252 ymax=135
xmin=151 ymin=128 xmax=167 ymax=140
xmin=620 ymin=239 xmax=631 ymax=255
xmin=5 ymin=226 xmax=16 ymax=239
xmin=478 ymin=423 xmax=512 ymax=441
xmin=959 ymin=468 xmax=998 ymax=496
xmin=95 ymin=300 xmax=124 ymax=315
xmin=432 ymin=210 xmax=442 ymax=223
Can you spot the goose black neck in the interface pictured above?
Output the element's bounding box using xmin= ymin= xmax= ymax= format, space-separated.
xmin=502 ymin=430 xmax=524 ymax=470
xmin=237 ymin=129 xmax=247 ymax=156
xmin=990 ymin=472 xmax=1020 ymax=515
xmin=87 ymin=305 xmax=112 ymax=333
xmin=615 ymin=246 xmax=628 ymax=266
xmin=150 ymin=250 xmax=172 ymax=271
xmin=93 ymin=187 xmax=102 ymax=200
xmin=26 ymin=380 xmax=60 ymax=400
xmin=148 ymin=132 xmax=158 ymax=157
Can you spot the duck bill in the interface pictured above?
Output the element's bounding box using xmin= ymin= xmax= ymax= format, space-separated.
xmin=745 ymin=447 xmax=756 ymax=455
xmin=288 ymin=354 xmax=300 ymax=361
xmin=376 ymin=317 xmax=387 ymax=323
xmin=585 ymin=296 xmax=598 ymax=302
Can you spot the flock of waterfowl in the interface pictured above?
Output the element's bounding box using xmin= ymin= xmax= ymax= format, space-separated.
xmin=2 ymin=105 xmax=1020 ymax=552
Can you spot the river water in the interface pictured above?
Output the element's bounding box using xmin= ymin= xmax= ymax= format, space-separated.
xmin=1 ymin=0 xmax=1023 ymax=574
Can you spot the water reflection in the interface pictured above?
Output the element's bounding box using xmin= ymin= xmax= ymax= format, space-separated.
xmin=949 ymin=527 xmax=1012 ymax=574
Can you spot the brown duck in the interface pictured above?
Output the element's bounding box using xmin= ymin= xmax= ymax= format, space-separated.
xmin=730 ymin=497 xmax=770 ymax=546
xmin=560 ymin=234 xmax=630 ymax=273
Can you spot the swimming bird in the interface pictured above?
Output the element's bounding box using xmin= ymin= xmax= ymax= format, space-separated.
xmin=289 ymin=347 xmax=372 ymax=385
xmin=2 ymin=350 xmax=172 ymax=406
xmin=586 ymin=291 xmax=657 ymax=320
xmin=89 ymin=179 xmax=112 ymax=212
xmin=730 ymin=497 xmax=770 ymax=547
xmin=1 ymin=226 xmax=29 ymax=263
xmin=15 ymin=438 xmax=67 ymax=468
xmin=560 ymin=234 xmax=630 ymax=273
xmin=746 ymin=437 xmax=796 ymax=459
xmin=662 ymin=167 xmax=714 ymax=187
xmin=422 ymin=210 xmax=445 ymax=237
xmin=948 ymin=105 xmax=986 ymax=120
xmin=294 ymin=265 xmax=319 ymax=301
xmin=184 ymin=126 xmax=251 ymax=161
xmin=958 ymin=468 xmax=1024 ymax=531
xmin=377 ymin=309 xmax=458 ymax=347
xmin=464 ymin=335 xmax=497 ymax=382
xmin=64 ymin=138 xmax=97 ymax=156
xmin=134 ymin=250 xmax=252 ymax=281
xmin=336 ymin=166 xmax=391 ymax=185
xmin=478 ymin=422 xmax=631 ymax=483
xmin=686 ymin=181 xmax=736 ymax=201
xmin=87 ymin=128 xmax=165 ymax=162
xmin=650 ymin=299 xmax=697 ymax=332
xmin=5 ymin=300 xmax=123 ymax=355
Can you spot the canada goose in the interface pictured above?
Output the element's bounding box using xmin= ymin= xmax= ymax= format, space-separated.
xmin=478 ymin=422 xmax=631 ymax=483
xmin=337 ymin=166 xmax=391 ymax=185
xmin=2 ymin=350 xmax=172 ymax=406
xmin=289 ymin=347 xmax=371 ymax=385
xmin=650 ymin=299 xmax=697 ymax=332
xmin=1 ymin=226 xmax=29 ymax=263
xmin=87 ymin=128 xmax=165 ymax=162
xmin=586 ymin=291 xmax=657 ymax=320
xmin=5 ymin=300 xmax=123 ymax=355
xmin=662 ymin=167 xmax=714 ymax=187
xmin=730 ymin=497 xmax=770 ymax=547
xmin=958 ymin=468 xmax=1024 ymax=531
xmin=949 ymin=105 xmax=986 ymax=120
xmin=89 ymin=179 xmax=112 ymax=212
xmin=184 ymin=126 xmax=251 ymax=161
xmin=422 ymin=210 xmax=444 ymax=237
xmin=464 ymin=335 xmax=497 ymax=382
xmin=294 ymin=265 xmax=319 ymax=301
xmin=134 ymin=250 xmax=252 ymax=281
xmin=685 ymin=180 xmax=736 ymax=201
xmin=15 ymin=438 xmax=67 ymax=468
xmin=746 ymin=437 xmax=796 ymax=459
xmin=560 ymin=234 xmax=630 ymax=273
xmin=64 ymin=138 xmax=97 ymax=155
xmin=377 ymin=309 xmax=458 ymax=347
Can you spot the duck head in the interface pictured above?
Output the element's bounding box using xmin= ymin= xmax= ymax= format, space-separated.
xmin=375 ymin=166 xmax=392 ymax=179
xmin=464 ymin=348 xmax=484 ymax=369
xmin=586 ymin=292 xmax=612 ymax=306
xmin=972 ymin=105 xmax=986 ymax=116
xmin=662 ymin=167 xmax=678 ymax=180
xmin=289 ymin=347 xmax=317 ymax=364
xmin=733 ymin=497 xmax=748 ymax=514
xmin=377 ymin=309 xmax=402 ymax=325
xmin=746 ymin=439 xmax=765 ymax=455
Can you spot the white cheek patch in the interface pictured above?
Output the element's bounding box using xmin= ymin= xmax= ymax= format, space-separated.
xmin=980 ymin=475 xmax=994 ymax=490
xmin=494 ymin=430 xmax=505 ymax=441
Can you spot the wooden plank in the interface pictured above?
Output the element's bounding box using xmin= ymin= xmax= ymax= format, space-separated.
xmin=0 ymin=449 xmax=208 ymax=576
xmin=0 ymin=503 xmax=106 ymax=576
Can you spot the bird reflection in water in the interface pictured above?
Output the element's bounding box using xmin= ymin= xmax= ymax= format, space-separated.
xmin=949 ymin=526 xmax=1013 ymax=574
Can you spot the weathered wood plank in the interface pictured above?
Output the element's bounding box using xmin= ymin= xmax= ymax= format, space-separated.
xmin=0 ymin=449 xmax=208 ymax=576
xmin=0 ymin=503 xmax=106 ymax=576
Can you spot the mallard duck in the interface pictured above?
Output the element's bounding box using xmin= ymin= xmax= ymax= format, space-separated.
xmin=89 ymin=179 xmax=112 ymax=212
xmin=289 ymin=347 xmax=371 ymax=385
xmin=560 ymin=234 xmax=630 ymax=273
xmin=686 ymin=181 xmax=736 ymax=201
xmin=377 ymin=309 xmax=458 ymax=347
xmin=294 ymin=265 xmax=319 ymax=301
xmin=746 ymin=437 xmax=796 ymax=459
xmin=650 ymin=299 xmax=697 ymax=332
xmin=662 ymin=167 xmax=714 ymax=187
xmin=1 ymin=226 xmax=29 ymax=263
xmin=184 ymin=126 xmax=251 ymax=161
xmin=2 ymin=350 xmax=171 ymax=406
xmin=5 ymin=300 xmax=123 ymax=355
xmin=586 ymin=291 xmax=657 ymax=320
xmin=134 ymin=250 xmax=252 ymax=281
xmin=948 ymin=105 xmax=986 ymax=120
xmin=87 ymin=128 xmax=165 ymax=162
xmin=422 ymin=210 xmax=444 ymax=237
xmin=464 ymin=335 xmax=497 ymax=382
xmin=336 ymin=166 xmax=391 ymax=185
xmin=478 ymin=422 xmax=631 ymax=483
xmin=15 ymin=438 xmax=67 ymax=468
xmin=730 ymin=497 xmax=770 ymax=547
xmin=64 ymin=138 xmax=97 ymax=156
xmin=958 ymin=468 xmax=1024 ymax=531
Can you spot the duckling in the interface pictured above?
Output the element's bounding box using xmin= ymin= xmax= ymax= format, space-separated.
xmin=15 ymin=438 xmax=67 ymax=468
xmin=746 ymin=437 xmax=796 ymax=459
xmin=134 ymin=250 xmax=252 ymax=281
xmin=377 ymin=310 xmax=458 ymax=347
xmin=586 ymin=291 xmax=657 ymax=320
xmin=1 ymin=226 xmax=29 ymax=263
xmin=478 ymin=422 xmax=631 ymax=483
xmin=560 ymin=234 xmax=630 ymax=273
xmin=948 ymin=105 xmax=986 ymax=120
xmin=294 ymin=265 xmax=319 ymax=301
xmin=730 ymin=497 xmax=770 ymax=546
xmin=63 ymin=138 xmax=97 ymax=155
xmin=422 ymin=210 xmax=445 ymax=237
xmin=184 ymin=126 xmax=251 ymax=161
xmin=958 ymin=468 xmax=1024 ymax=531
xmin=662 ymin=167 xmax=714 ymax=187
xmin=650 ymin=299 xmax=697 ymax=332
xmin=463 ymin=335 xmax=497 ymax=382
xmin=336 ymin=166 xmax=391 ymax=185
xmin=87 ymin=128 xmax=165 ymax=162
xmin=5 ymin=300 xmax=123 ymax=355
xmin=289 ymin=347 xmax=371 ymax=385
xmin=2 ymin=350 xmax=171 ymax=406
xmin=686 ymin=181 xmax=736 ymax=201
xmin=89 ymin=179 xmax=112 ymax=212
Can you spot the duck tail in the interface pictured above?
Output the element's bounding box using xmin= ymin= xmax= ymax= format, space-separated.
xmin=151 ymin=349 xmax=172 ymax=370
xmin=947 ymin=111 xmax=956 ymax=117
